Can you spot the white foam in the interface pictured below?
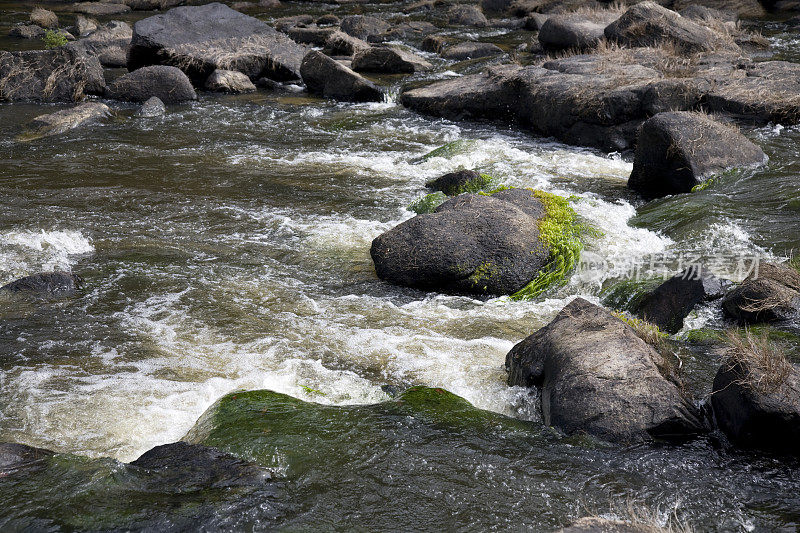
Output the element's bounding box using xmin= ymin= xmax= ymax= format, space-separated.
xmin=0 ymin=229 xmax=94 ymax=283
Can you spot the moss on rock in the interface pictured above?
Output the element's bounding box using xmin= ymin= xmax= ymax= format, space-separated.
xmin=407 ymin=191 xmax=447 ymax=214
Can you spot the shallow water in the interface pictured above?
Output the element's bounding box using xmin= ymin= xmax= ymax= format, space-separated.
xmin=2 ymin=4 xmax=800 ymax=531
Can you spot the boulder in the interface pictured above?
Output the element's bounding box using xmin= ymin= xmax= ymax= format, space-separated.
xmin=711 ymin=345 xmax=800 ymax=455
xmin=135 ymin=95 xmax=166 ymax=117
xmin=66 ymin=20 xmax=132 ymax=68
xmin=679 ymin=4 xmax=738 ymax=22
xmin=0 ymin=272 xmax=83 ymax=295
xmin=316 ymin=14 xmax=339 ymax=26
xmin=72 ymin=2 xmax=132 ymax=16
xmin=628 ymin=111 xmax=766 ymax=199
xmin=421 ymin=35 xmax=448 ymax=53
xmin=538 ymin=15 xmax=608 ymax=51
xmin=440 ymin=41 xmax=503 ymax=60
xmin=105 ymin=65 xmax=197 ymax=103
xmin=287 ymin=25 xmax=336 ymax=47
xmin=371 ymin=188 xmax=551 ymax=295
xmin=425 ymin=169 xmax=490 ymax=195
xmin=27 ymin=102 xmax=111 ymax=138
xmin=604 ymin=1 xmax=735 ymax=54
xmin=129 ymin=441 xmax=270 ymax=488
xmin=377 ymin=21 xmax=438 ymax=41
xmin=523 ymin=13 xmax=550 ymax=30
xmin=506 ymin=298 xmax=704 ymax=442
xmin=324 ymin=30 xmax=370 ymax=57
xmin=0 ymin=48 xmax=103 ymax=102
xmin=0 ymin=443 xmax=54 ymax=473
xmin=351 ymin=45 xmax=432 ymax=73
xmin=274 ymin=14 xmax=314 ymax=32
xmin=128 ymin=3 xmax=307 ymax=83
xmin=8 ymin=24 xmax=46 ymax=39
xmin=635 ymin=266 xmax=728 ymax=334
xmin=300 ymin=50 xmax=383 ymax=102
xmin=204 ymin=68 xmax=256 ymax=92
xmin=722 ymin=263 xmax=800 ymax=324
xmin=30 ymin=7 xmax=58 ymax=29
xmin=75 ymin=15 xmax=99 ymax=37
xmin=448 ymin=4 xmax=488 ymax=27
xmin=339 ymin=15 xmax=390 ymax=42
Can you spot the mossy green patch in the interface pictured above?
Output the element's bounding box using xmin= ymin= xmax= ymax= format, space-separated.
xmin=691 ymin=178 xmax=714 ymax=192
xmin=430 ymin=172 xmax=497 ymax=196
xmin=601 ymin=278 xmax=663 ymax=312
xmin=43 ymin=29 xmax=67 ymax=49
xmin=467 ymin=260 xmax=502 ymax=292
xmin=411 ymin=139 xmax=476 ymax=164
xmin=681 ymin=328 xmax=723 ymax=344
xmin=408 ymin=191 xmax=447 ymax=214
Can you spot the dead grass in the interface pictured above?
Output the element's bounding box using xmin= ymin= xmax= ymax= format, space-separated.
xmin=723 ymin=328 xmax=792 ymax=394
xmin=576 ymin=498 xmax=694 ymax=533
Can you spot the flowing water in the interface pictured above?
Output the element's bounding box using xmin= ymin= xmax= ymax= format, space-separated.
xmin=1 ymin=3 xmax=800 ymax=531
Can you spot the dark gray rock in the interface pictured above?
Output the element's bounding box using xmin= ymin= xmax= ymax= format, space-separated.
xmin=636 ymin=266 xmax=728 ymax=334
xmin=27 ymin=102 xmax=111 ymax=138
xmin=352 ymin=45 xmax=432 ymax=73
xmin=204 ymin=68 xmax=256 ymax=93
xmin=371 ymin=188 xmax=550 ymax=295
xmin=0 ymin=48 xmax=103 ymax=102
xmin=106 ymin=65 xmax=197 ymax=103
xmin=722 ymin=263 xmax=800 ymax=324
xmin=506 ymin=298 xmax=704 ymax=443
xmin=66 ymin=20 xmax=132 ymax=68
xmin=128 ymin=3 xmax=307 ymax=83
xmin=73 ymin=2 xmax=132 ymax=16
xmin=673 ymin=0 xmax=763 ymax=18
xmin=679 ymin=4 xmax=738 ymax=22
xmin=0 ymin=443 xmax=54 ymax=473
xmin=339 ymin=15 xmax=390 ymax=42
xmin=8 ymin=24 xmax=46 ymax=39
xmin=0 ymin=272 xmax=83 ymax=295
xmin=377 ymin=21 xmax=438 ymax=41
xmin=75 ymin=15 xmax=98 ymax=37
xmin=604 ymin=1 xmax=736 ymax=54
xmin=136 ymin=95 xmax=166 ymax=117
xmin=274 ymin=14 xmax=314 ymax=32
xmin=538 ymin=15 xmax=607 ymax=50
xmin=425 ymin=169 xmax=487 ymax=195
xmin=448 ymin=4 xmax=488 ymax=27
xmin=711 ymin=357 xmax=800 ymax=455
xmin=421 ymin=35 xmax=448 ymax=53
xmin=287 ymin=25 xmax=336 ymax=46
xmin=441 ymin=41 xmax=503 ymax=60
xmin=324 ymin=30 xmax=371 ymax=57
xmin=300 ymin=50 xmax=383 ymax=102
xmin=628 ymin=111 xmax=767 ymax=199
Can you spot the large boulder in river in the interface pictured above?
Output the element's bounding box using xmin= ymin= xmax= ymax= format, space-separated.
xmin=448 ymin=4 xmax=488 ymax=27
xmin=339 ymin=15 xmax=390 ymax=42
xmin=425 ymin=169 xmax=491 ymax=196
xmin=538 ymin=15 xmax=607 ymax=51
xmin=300 ymin=50 xmax=383 ymax=102
xmin=506 ymin=298 xmax=704 ymax=442
xmin=351 ymin=45 xmax=431 ymax=73
xmin=324 ymin=30 xmax=370 ymax=57
xmin=711 ymin=338 xmax=800 ymax=455
xmin=722 ymin=263 xmax=800 ymax=324
xmin=604 ymin=2 xmax=735 ymax=54
xmin=0 ymin=272 xmax=83 ymax=295
xmin=66 ymin=20 xmax=132 ymax=68
xmin=371 ymin=188 xmax=551 ymax=295
xmin=627 ymin=111 xmax=766 ymax=200
xmin=26 ymin=102 xmax=111 ymax=139
xmin=127 ymin=3 xmax=307 ymax=83
xmin=0 ymin=48 xmax=103 ymax=102
xmin=106 ymin=65 xmax=197 ymax=103
xmin=136 ymin=96 xmax=166 ymax=117
xmin=635 ymin=266 xmax=728 ymax=334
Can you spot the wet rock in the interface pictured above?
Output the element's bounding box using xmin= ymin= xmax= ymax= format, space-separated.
xmin=125 ymin=0 xmax=185 ymax=10
xmin=440 ymin=41 xmax=503 ymax=60
xmin=27 ymin=102 xmax=111 ymax=138
xmin=352 ymin=45 xmax=432 ymax=73
xmin=722 ymin=263 xmax=800 ymax=324
xmin=538 ymin=16 xmax=608 ymax=51
xmin=73 ymin=2 xmax=132 ymax=16
xmin=300 ymin=50 xmax=383 ymax=102
xmin=425 ymin=169 xmax=490 ymax=195
xmin=635 ymin=266 xmax=728 ymax=334
xmin=604 ymin=1 xmax=735 ymax=54
xmin=135 ymin=95 xmax=166 ymax=117
xmin=711 ymin=355 xmax=800 ymax=455
xmin=0 ymin=48 xmax=103 ymax=102
xmin=205 ymin=68 xmax=256 ymax=93
xmin=628 ymin=111 xmax=767 ymax=199
xmin=129 ymin=441 xmax=270 ymax=489
xmin=506 ymin=298 xmax=704 ymax=443
xmin=274 ymin=14 xmax=314 ymax=32
xmin=339 ymin=15 xmax=390 ymax=42
xmin=421 ymin=35 xmax=448 ymax=53
xmin=128 ymin=3 xmax=307 ymax=83
xmin=377 ymin=21 xmax=438 ymax=41
xmin=0 ymin=443 xmax=54 ymax=473
xmin=30 ymin=7 xmax=58 ymax=29
xmin=8 ymin=24 xmax=46 ymax=39
xmin=679 ymin=4 xmax=738 ymax=23
xmin=673 ymin=0 xmax=764 ymax=18
xmin=316 ymin=14 xmax=340 ymax=26
xmin=0 ymin=272 xmax=83 ymax=295
xmin=325 ymin=30 xmax=371 ymax=56
xmin=371 ymin=188 xmax=551 ymax=295
xmin=66 ymin=20 xmax=132 ymax=68
xmin=448 ymin=4 xmax=488 ymax=27
xmin=259 ymin=0 xmax=281 ymax=7
xmin=75 ymin=15 xmax=99 ymax=37
xmin=106 ymin=65 xmax=197 ymax=103
xmin=287 ymin=25 xmax=336 ymax=46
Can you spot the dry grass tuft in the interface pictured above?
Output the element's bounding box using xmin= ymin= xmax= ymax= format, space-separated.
xmin=576 ymin=498 xmax=694 ymax=533
xmin=723 ymin=328 xmax=792 ymax=394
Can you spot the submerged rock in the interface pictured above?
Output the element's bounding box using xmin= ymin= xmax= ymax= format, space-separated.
xmin=0 ymin=48 xmax=104 ymax=102
xmin=128 ymin=3 xmax=307 ymax=84
xmin=26 ymin=102 xmax=111 ymax=138
xmin=440 ymin=41 xmax=503 ymax=60
xmin=506 ymin=298 xmax=704 ymax=443
xmin=0 ymin=272 xmax=83 ymax=295
xmin=300 ymin=50 xmax=383 ymax=102
xmin=135 ymin=96 xmax=166 ymax=117
xmin=351 ymin=45 xmax=431 ymax=73
xmin=0 ymin=443 xmax=54 ymax=473
xmin=205 ymin=69 xmax=257 ymax=93
xmin=371 ymin=188 xmax=553 ymax=296
xmin=635 ymin=266 xmax=728 ymax=334
xmin=106 ymin=65 xmax=197 ymax=103
xmin=627 ymin=111 xmax=766 ymax=199
xmin=722 ymin=263 xmax=800 ymax=324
